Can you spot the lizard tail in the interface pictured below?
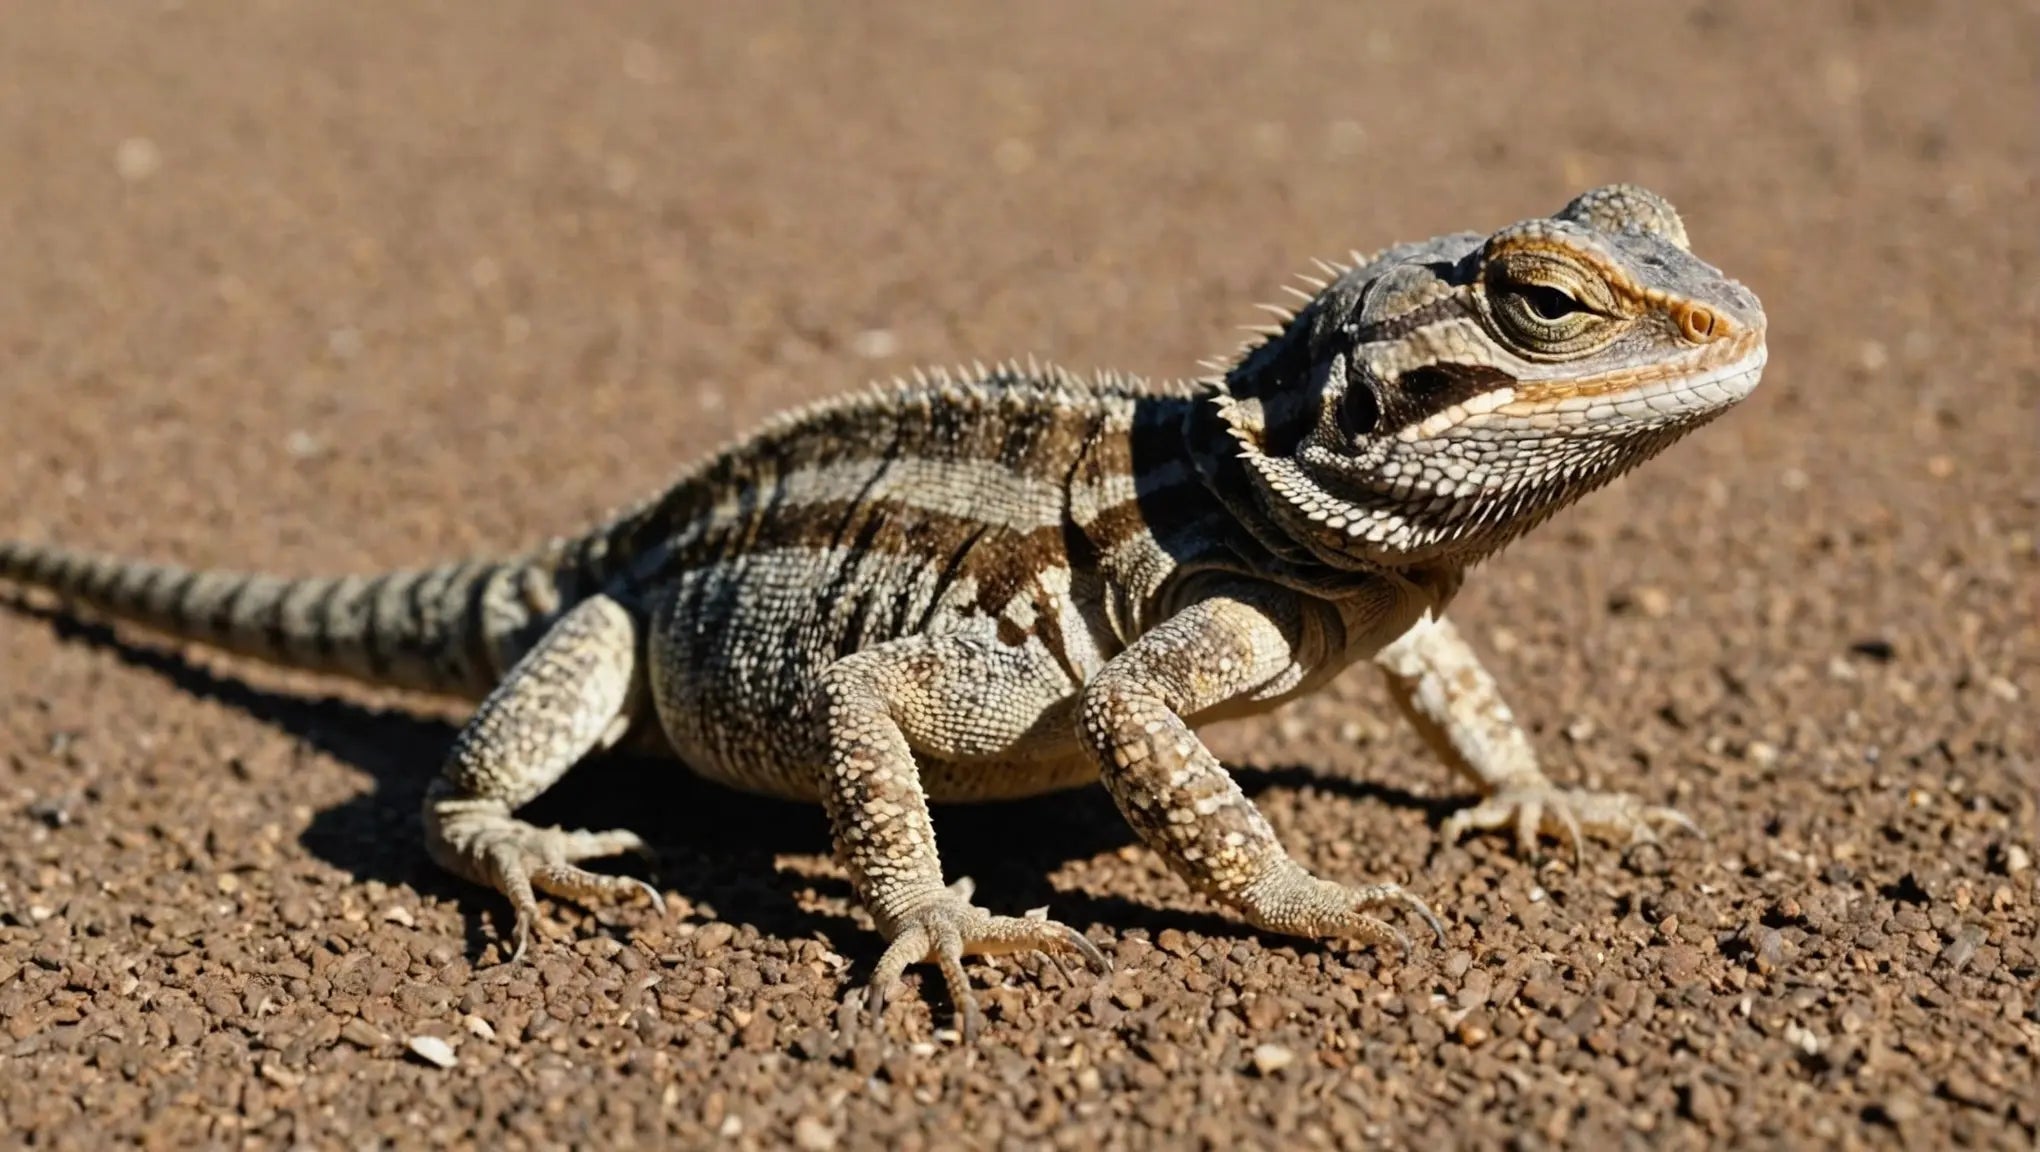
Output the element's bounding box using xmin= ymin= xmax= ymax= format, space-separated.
xmin=0 ymin=540 xmax=559 ymax=698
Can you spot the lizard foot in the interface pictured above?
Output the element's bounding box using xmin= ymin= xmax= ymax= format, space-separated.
xmin=863 ymin=878 xmax=1109 ymax=1043
xmin=1442 ymin=783 xmax=1700 ymax=863
xmin=429 ymin=802 xmax=665 ymax=961
xmin=1237 ymin=861 xmax=1446 ymax=957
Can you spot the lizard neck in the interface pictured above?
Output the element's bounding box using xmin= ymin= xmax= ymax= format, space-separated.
xmin=1180 ymin=379 xmax=1410 ymax=583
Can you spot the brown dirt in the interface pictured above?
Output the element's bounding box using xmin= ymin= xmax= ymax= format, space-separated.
xmin=1 ymin=2 xmax=2035 ymax=1148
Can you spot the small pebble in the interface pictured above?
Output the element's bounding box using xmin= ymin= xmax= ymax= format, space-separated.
xmin=25 ymin=796 xmax=73 ymax=828
xmin=339 ymin=1019 xmax=389 ymax=1050
xmin=114 ymin=137 xmax=161 ymax=181
xmin=406 ymin=1035 xmax=458 ymax=1069
xmin=1250 ymin=1042 xmax=1295 ymax=1076
xmin=792 ymin=1116 xmax=837 ymax=1151
xmin=1753 ymin=928 xmax=1786 ymax=974
xmin=1941 ymin=925 xmax=1985 ymax=973
xmin=695 ymin=922 xmax=737 ymax=953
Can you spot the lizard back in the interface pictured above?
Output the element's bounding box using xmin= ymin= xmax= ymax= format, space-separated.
xmin=567 ymin=365 xmax=1233 ymax=799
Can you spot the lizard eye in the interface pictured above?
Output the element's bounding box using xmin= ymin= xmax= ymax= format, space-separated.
xmin=1523 ymin=284 xmax=1582 ymax=320
xmin=1482 ymin=245 xmax=1622 ymax=357
xmin=1491 ymin=277 xmax=1605 ymax=353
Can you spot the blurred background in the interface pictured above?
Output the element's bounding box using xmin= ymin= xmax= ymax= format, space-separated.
xmin=0 ymin=3 xmax=2033 ymax=1148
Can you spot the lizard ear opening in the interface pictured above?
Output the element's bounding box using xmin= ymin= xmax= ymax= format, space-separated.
xmin=1338 ymin=370 xmax=1381 ymax=437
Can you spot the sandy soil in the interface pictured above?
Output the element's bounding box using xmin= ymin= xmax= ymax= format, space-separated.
xmin=1 ymin=2 xmax=2034 ymax=1148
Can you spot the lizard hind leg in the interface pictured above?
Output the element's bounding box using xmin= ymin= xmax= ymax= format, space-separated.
xmin=423 ymin=594 xmax=665 ymax=960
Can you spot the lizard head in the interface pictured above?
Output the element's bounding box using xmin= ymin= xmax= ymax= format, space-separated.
xmin=1206 ymin=184 xmax=1767 ymax=571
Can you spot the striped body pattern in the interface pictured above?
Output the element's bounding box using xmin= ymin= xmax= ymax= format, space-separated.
xmin=0 ymin=186 xmax=1768 ymax=1040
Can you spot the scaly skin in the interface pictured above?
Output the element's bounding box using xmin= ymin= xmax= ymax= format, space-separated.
xmin=0 ymin=185 xmax=1767 ymax=1041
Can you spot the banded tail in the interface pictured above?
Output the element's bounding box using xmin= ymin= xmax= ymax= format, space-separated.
xmin=0 ymin=540 xmax=565 ymax=698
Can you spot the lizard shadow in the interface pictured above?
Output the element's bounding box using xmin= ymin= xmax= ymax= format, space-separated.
xmin=5 ymin=598 xmax=855 ymax=956
xmin=7 ymin=597 xmax=1469 ymax=968
xmin=951 ymin=766 xmax=1465 ymax=959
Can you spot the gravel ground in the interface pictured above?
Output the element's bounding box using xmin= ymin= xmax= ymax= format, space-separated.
xmin=1 ymin=2 xmax=2034 ymax=1148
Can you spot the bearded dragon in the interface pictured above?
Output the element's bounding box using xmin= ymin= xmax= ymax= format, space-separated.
xmin=0 ymin=185 xmax=1767 ymax=1040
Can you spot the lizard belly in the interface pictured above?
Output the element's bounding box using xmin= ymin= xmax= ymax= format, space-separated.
xmin=644 ymin=549 xmax=1101 ymax=804
xmin=912 ymin=695 xmax=1100 ymax=802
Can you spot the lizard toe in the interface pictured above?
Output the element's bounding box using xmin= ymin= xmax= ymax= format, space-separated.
xmin=1238 ymin=863 xmax=1443 ymax=953
xmin=1445 ymin=785 xmax=1701 ymax=862
xmin=431 ymin=802 xmax=665 ymax=960
xmin=860 ymin=889 xmax=1106 ymax=1042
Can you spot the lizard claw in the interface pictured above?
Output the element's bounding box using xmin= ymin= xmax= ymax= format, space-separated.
xmin=1355 ymin=883 xmax=1445 ymax=957
xmin=860 ymin=885 xmax=1108 ymax=1043
xmin=428 ymin=804 xmax=667 ymax=962
xmin=1442 ymin=783 xmax=1701 ymax=863
xmin=1404 ymin=893 xmax=1448 ymax=951
xmin=1237 ymin=863 xmax=1445 ymax=954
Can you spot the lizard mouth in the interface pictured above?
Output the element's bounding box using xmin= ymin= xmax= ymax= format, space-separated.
xmin=1498 ymin=336 xmax=1768 ymax=418
xmin=1382 ymin=337 xmax=1769 ymax=448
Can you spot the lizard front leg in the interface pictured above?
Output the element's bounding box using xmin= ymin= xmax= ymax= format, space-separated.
xmin=424 ymin=594 xmax=663 ymax=959
xmin=1373 ymin=613 xmax=1697 ymax=858
xmin=810 ymin=636 xmax=1109 ymax=1042
xmin=1079 ymin=585 xmax=1442 ymax=951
